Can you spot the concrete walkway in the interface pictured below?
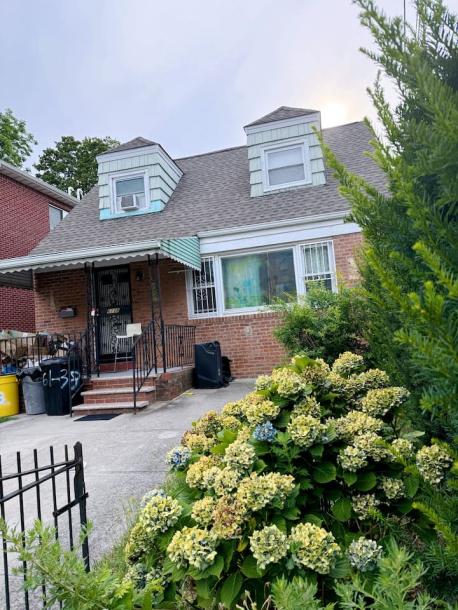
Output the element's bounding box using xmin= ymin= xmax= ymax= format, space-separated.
xmin=0 ymin=380 xmax=253 ymax=562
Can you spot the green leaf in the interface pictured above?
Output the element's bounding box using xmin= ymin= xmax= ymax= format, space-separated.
xmin=355 ymin=471 xmax=377 ymax=491
xmin=329 ymin=557 xmax=351 ymax=579
xmin=283 ymin=506 xmax=301 ymax=520
xmin=220 ymin=540 xmax=237 ymax=570
xmin=397 ymin=499 xmax=413 ymax=514
xmin=240 ymin=555 xmax=264 ymax=579
xmin=404 ymin=475 xmax=420 ymax=498
xmin=220 ymin=572 xmax=244 ymax=608
xmin=342 ymin=471 xmax=358 ymax=486
xmin=312 ymin=462 xmax=337 ymax=483
xmin=309 ymin=443 xmax=324 ymax=458
xmin=332 ymin=497 xmax=352 ymax=522
xmin=206 ymin=555 xmax=224 ymax=578
xmin=303 ymin=513 xmax=323 ymax=526
xmin=271 ymin=516 xmax=287 ymax=532
xmin=195 ymin=578 xmax=212 ymax=599
xmin=141 ymin=590 xmax=152 ymax=610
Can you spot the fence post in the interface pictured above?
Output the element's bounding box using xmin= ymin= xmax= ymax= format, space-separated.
xmin=73 ymin=442 xmax=90 ymax=571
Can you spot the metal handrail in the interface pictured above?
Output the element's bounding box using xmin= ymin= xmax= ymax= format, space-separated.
xmin=164 ymin=324 xmax=196 ymax=370
xmin=132 ymin=320 xmax=157 ymax=414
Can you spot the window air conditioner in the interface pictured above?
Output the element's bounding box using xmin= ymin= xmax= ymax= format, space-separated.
xmin=119 ymin=194 xmax=140 ymax=211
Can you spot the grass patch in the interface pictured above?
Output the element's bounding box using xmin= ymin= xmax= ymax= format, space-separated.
xmin=0 ymin=416 xmax=15 ymax=424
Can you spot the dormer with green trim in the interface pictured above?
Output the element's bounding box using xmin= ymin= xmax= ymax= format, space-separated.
xmin=244 ymin=106 xmax=325 ymax=197
xmin=97 ymin=137 xmax=183 ymax=220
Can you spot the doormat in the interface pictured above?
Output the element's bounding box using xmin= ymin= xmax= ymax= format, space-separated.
xmin=75 ymin=414 xmax=120 ymax=421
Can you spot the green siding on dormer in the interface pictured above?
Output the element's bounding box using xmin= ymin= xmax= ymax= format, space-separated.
xmin=97 ymin=147 xmax=183 ymax=218
xmin=246 ymin=115 xmax=326 ymax=197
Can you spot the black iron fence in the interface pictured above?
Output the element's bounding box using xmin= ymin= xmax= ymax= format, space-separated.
xmin=0 ymin=332 xmax=92 ymax=380
xmin=0 ymin=442 xmax=89 ymax=609
xmin=164 ymin=324 xmax=196 ymax=370
xmin=131 ymin=321 xmax=195 ymax=411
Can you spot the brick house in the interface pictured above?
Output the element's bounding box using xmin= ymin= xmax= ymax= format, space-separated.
xmin=0 ymin=161 xmax=76 ymax=331
xmin=0 ymin=107 xmax=383 ymax=389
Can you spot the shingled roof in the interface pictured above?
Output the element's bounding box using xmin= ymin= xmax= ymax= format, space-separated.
xmin=245 ymin=106 xmax=319 ymax=128
xmin=101 ymin=137 xmax=156 ymax=154
xmin=30 ymin=122 xmax=385 ymax=257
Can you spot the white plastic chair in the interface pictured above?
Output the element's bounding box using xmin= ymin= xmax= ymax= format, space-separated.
xmin=113 ymin=323 xmax=142 ymax=372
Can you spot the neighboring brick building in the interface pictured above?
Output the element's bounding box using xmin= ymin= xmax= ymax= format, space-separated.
xmin=0 ymin=107 xmax=383 ymax=377
xmin=0 ymin=161 xmax=75 ymax=331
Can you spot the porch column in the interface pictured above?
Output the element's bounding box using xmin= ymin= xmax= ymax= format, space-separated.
xmin=148 ymin=254 xmax=167 ymax=372
xmin=84 ymin=263 xmax=98 ymax=375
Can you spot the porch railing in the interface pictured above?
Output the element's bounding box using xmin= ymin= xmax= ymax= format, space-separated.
xmin=164 ymin=324 xmax=196 ymax=370
xmin=132 ymin=322 xmax=195 ymax=412
xmin=132 ymin=320 xmax=157 ymax=413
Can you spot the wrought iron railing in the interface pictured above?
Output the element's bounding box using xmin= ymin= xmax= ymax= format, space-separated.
xmin=0 ymin=442 xmax=89 ymax=610
xmin=164 ymin=324 xmax=196 ymax=370
xmin=132 ymin=320 xmax=157 ymax=413
xmin=131 ymin=321 xmax=195 ymax=412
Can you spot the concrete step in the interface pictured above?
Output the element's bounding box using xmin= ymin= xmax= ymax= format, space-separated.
xmin=73 ymin=401 xmax=149 ymax=416
xmin=81 ymin=385 xmax=156 ymax=405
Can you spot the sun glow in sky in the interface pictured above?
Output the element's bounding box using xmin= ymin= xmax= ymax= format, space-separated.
xmin=321 ymin=102 xmax=350 ymax=128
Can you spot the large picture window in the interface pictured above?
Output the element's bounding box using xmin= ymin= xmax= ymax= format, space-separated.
xmin=301 ymin=241 xmax=335 ymax=291
xmin=222 ymin=249 xmax=296 ymax=310
xmin=190 ymin=257 xmax=217 ymax=316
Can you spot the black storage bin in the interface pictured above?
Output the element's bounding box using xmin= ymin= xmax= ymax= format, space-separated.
xmin=41 ymin=357 xmax=71 ymax=416
xmin=194 ymin=341 xmax=224 ymax=389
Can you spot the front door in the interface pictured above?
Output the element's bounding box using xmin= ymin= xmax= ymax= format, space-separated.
xmin=95 ymin=266 xmax=133 ymax=360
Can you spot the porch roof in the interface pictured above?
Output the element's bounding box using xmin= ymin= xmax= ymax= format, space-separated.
xmin=0 ymin=237 xmax=200 ymax=287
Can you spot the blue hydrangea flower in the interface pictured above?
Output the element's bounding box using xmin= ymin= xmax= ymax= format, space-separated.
xmin=166 ymin=445 xmax=192 ymax=470
xmin=140 ymin=488 xmax=165 ymax=507
xmin=253 ymin=421 xmax=277 ymax=442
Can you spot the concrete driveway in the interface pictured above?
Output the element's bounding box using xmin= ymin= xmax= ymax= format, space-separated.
xmin=0 ymin=380 xmax=253 ymax=563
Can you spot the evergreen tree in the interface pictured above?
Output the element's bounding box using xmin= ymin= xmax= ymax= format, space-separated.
xmin=322 ymin=0 xmax=458 ymax=596
xmin=323 ymin=0 xmax=458 ymax=440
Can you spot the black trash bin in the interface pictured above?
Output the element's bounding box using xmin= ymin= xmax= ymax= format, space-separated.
xmin=41 ymin=357 xmax=72 ymax=416
xmin=194 ymin=341 xmax=224 ymax=389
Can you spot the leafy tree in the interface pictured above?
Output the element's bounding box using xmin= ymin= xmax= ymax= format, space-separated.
xmin=35 ymin=135 xmax=119 ymax=194
xmin=0 ymin=108 xmax=36 ymax=167
xmin=321 ymin=0 xmax=458 ymax=597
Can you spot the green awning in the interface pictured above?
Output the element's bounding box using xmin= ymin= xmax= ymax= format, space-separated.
xmin=0 ymin=237 xmax=201 ymax=288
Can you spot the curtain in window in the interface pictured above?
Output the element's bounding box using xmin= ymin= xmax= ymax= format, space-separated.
xmin=222 ymin=250 xmax=296 ymax=310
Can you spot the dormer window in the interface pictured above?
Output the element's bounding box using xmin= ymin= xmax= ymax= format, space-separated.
xmin=113 ymin=173 xmax=148 ymax=213
xmin=262 ymin=141 xmax=311 ymax=192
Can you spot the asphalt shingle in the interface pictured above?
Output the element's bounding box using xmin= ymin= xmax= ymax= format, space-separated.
xmin=244 ymin=105 xmax=319 ymax=127
xmin=30 ymin=122 xmax=385 ymax=257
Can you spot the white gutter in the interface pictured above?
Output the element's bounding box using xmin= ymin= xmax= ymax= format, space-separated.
xmin=0 ymin=160 xmax=77 ymax=208
xmin=197 ymin=210 xmax=350 ymax=238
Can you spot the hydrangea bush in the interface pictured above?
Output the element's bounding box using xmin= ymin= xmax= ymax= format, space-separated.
xmin=122 ymin=353 xmax=454 ymax=608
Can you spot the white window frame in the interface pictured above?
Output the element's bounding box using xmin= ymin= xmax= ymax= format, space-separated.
xmin=186 ymin=241 xmax=337 ymax=320
xmin=186 ymin=256 xmax=218 ymax=318
xmin=110 ymin=169 xmax=148 ymax=214
xmin=48 ymin=204 xmax=67 ymax=230
xmin=297 ymin=240 xmax=337 ymax=294
xmin=219 ymin=246 xmax=298 ymax=315
xmin=261 ymin=139 xmax=312 ymax=192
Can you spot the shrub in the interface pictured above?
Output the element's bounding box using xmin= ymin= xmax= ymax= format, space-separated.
xmin=272 ymin=285 xmax=369 ymax=363
xmin=120 ymin=353 xmax=453 ymax=608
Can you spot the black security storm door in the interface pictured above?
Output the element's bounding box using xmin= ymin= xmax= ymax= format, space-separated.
xmin=95 ymin=266 xmax=133 ymax=358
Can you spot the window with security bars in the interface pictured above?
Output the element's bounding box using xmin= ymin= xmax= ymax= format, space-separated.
xmin=301 ymin=241 xmax=335 ymax=291
xmin=191 ymin=258 xmax=217 ymax=315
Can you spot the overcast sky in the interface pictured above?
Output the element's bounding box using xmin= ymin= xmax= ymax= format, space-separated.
xmin=2 ymin=0 xmax=457 ymax=166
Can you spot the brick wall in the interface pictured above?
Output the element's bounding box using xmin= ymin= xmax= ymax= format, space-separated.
xmin=33 ymin=231 xmax=363 ymax=377
xmin=34 ymin=269 xmax=88 ymax=333
xmin=0 ymin=174 xmax=72 ymax=331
